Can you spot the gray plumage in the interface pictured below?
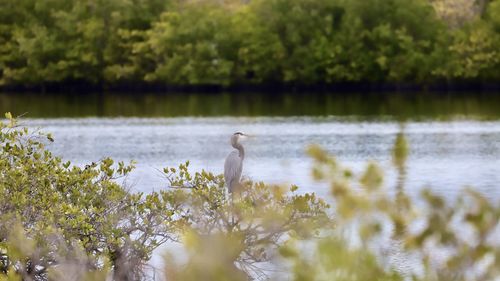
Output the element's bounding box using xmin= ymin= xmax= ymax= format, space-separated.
xmin=224 ymin=132 xmax=246 ymax=193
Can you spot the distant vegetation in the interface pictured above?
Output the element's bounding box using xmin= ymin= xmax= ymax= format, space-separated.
xmin=0 ymin=0 xmax=499 ymax=90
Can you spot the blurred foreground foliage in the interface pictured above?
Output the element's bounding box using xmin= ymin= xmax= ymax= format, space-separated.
xmin=165 ymin=131 xmax=500 ymax=281
xmin=282 ymin=142 xmax=500 ymax=281
xmin=161 ymin=163 xmax=330 ymax=280
xmin=1 ymin=0 xmax=500 ymax=88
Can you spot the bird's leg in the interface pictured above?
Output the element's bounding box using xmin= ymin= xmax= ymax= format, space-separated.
xmin=230 ymin=194 xmax=235 ymax=226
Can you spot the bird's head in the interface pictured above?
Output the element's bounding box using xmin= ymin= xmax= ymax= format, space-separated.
xmin=231 ymin=131 xmax=250 ymax=145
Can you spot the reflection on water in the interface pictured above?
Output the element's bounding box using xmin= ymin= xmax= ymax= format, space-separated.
xmin=2 ymin=91 xmax=500 ymax=119
xmin=25 ymin=117 xmax=500 ymax=202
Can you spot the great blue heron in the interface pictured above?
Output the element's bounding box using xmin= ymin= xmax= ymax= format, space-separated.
xmin=224 ymin=132 xmax=248 ymax=193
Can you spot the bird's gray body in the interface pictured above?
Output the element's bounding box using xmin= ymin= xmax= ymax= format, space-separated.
xmin=224 ymin=132 xmax=245 ymax=193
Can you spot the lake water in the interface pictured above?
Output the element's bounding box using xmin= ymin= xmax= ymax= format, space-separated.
xmin=2 ymin=91 xmax=500 ymax=278
xmin=1 ymin=91 xmax=500 ymax=202
xmin=22 ymin=117 xmax=500 ymax=203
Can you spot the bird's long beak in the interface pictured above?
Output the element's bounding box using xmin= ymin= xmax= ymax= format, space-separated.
xmin=243 ymin=133 xmax=254 ymax=138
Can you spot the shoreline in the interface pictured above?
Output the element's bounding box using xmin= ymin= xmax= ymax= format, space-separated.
xmin=2 ymin=81 xmax=500 ymax=94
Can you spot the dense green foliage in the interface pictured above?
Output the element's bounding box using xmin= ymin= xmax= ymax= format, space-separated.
xmin=1 ymin=0 xmax=499 ymax=89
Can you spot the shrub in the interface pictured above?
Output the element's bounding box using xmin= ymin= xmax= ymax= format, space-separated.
xmin=0 ymin=113 xmax=177 ymax=280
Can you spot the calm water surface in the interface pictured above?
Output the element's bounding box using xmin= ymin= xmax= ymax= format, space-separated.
xmin=23 ymin=117 xmax=500 ymax=202
xmin=1 ymin=91 xmax=498 ymax=201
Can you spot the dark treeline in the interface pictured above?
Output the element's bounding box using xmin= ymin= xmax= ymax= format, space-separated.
xmin=0 ymin=0 xmax=499 ymax=91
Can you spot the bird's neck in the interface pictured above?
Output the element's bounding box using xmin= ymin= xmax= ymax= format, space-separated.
xmin=233 ymin=143 xmax=245 ymax=159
